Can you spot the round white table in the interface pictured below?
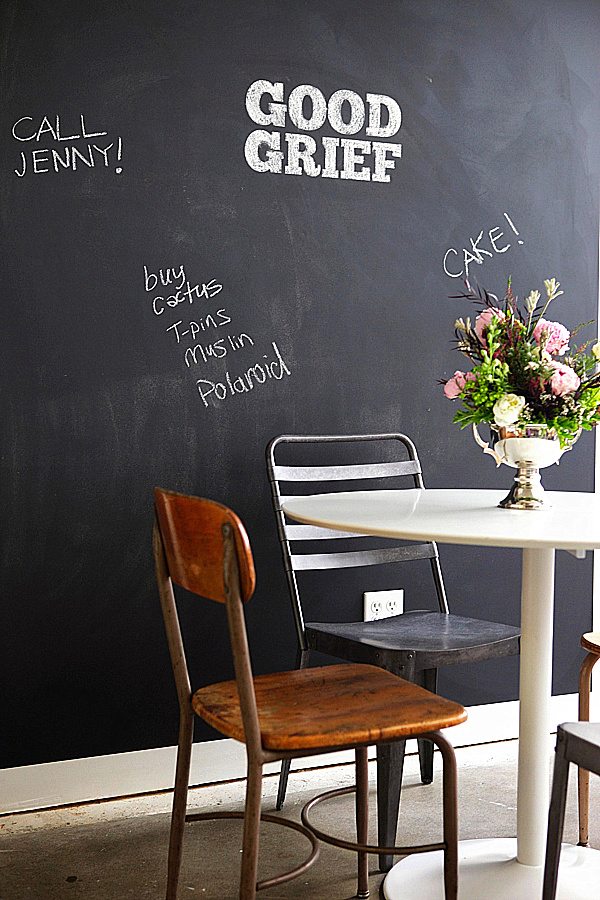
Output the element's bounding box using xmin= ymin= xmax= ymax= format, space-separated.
xmin=281 ymin=488 xmax=600 ymax=899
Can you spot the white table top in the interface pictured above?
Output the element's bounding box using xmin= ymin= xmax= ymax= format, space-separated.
xmin=282 ymin=488 xmax=600 ymax=552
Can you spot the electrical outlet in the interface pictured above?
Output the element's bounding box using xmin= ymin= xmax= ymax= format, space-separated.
xmin=363 ymin=589 xmax=404 ymax=621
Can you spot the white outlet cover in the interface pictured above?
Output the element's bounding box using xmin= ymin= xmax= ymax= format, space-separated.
xmin=363 ymin=589 xmax=404 ymax=621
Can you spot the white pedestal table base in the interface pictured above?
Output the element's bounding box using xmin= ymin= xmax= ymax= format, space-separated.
xmin=382 ymin=838 xmax=600 ymax=899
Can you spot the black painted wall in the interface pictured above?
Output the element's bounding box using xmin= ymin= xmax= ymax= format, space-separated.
xmin=1 ymin=0 xmax=598 ymax=767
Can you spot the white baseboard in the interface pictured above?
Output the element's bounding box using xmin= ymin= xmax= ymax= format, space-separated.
xmin=0 ymin=692 xmax=588 ymax=816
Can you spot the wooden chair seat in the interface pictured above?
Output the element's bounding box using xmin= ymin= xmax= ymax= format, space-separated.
xmin=581 ymin=631 xmax=600 ymax=655
xmin=307 ymin=612 xmax=520 ymax=669
xmin=193 ymin=662 xmax=467 ymax=751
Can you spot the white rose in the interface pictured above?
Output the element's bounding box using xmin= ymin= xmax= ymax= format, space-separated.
xmin=493 ymin=393 xmax=526 ymax=428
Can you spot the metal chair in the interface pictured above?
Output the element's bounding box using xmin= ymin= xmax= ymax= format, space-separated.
xmin=267 ymin=433 xmax=521 ymax=870
xmin=578 ymin=631 xmax=600 ymax=846
xmin=153 ymin=487 xmax=467 ymax=900
xmin=542 ymin=722 xmax=600 ymax=899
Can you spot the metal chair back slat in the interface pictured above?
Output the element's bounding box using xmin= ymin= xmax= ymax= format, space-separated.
xmin=271 ymin=459 xmax=422 ymax=482
xmin=283 ymin=524 xmax=367 ymax=540
xmin=290 ymin=543 xmax=438 ymax=572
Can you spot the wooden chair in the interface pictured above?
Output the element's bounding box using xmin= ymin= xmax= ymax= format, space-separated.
xmin=267 ymin=433 xmax=521 ymax=870
xmin=153 ymin=487 xmax=467 ymax=900
xmin=542 ymin=722 xmax=600 ymax=899
xmin=578 ymin=631 xmax=600 ymax=846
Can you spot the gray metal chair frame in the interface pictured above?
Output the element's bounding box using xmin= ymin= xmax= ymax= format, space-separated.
xmin=267 ymin=432 xmax=521 ymax=871
xmin=543 ymin=722 xmax=600 ymax=899
xmin=153 ymin=488 xmax=464 ymax=900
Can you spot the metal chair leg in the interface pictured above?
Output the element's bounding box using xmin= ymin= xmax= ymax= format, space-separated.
xmin=276 ymin=648 xmax=310 ymax=811
xmin=355 ymin=747 xmax=370 ymax=898
xmin=542 ymin=732 xmax=570 ymax=900
xmin=578 ymin=651 xmax=598 ymax=846
xmin=418 ymin=669 xmax=437 ymax=785
xmin=239 ymin=759 xmax=263 ymax=900
xmin=276 ymin=758 xmax=292 ymax=812
xmin=165 ymin=709 xmax=194 ymax=900
xmin=376 ymin=739 xmax=406 ymax=873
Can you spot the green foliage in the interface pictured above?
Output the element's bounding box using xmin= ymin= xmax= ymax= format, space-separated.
xmin=443 ymin=279 xmax=600 ymax=448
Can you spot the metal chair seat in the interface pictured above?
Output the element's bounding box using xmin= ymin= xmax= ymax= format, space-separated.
xmin=306 ymin=610 xmax=520 ymax=669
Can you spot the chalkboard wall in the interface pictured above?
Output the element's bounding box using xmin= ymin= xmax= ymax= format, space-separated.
xmin=1 ymin=0 xmax=598 ymax=767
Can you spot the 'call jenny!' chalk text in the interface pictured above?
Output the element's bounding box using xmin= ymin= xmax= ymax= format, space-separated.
xmin=12 ymin=114 xmax=123 ymax=176
xmin=145 ymin=264 xmax=291 ymax=408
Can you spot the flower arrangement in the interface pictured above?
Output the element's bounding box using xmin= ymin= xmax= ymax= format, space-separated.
xmin=442 ymin=278 xmax=600 ymax=448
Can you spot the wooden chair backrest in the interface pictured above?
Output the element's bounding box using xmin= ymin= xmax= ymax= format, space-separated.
xmin=153 ymin=488 xmax=263 ymax=756
xmin=154 ymin=488 xmax=256 ymax=604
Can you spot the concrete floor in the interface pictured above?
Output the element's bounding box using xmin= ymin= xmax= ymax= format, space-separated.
xmin=1 ymin=739 xmax=598 ymax=899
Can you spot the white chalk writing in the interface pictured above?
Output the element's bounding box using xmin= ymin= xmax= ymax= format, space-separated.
xmin=145 ymin=263 xmax=292 ymax=408
xmin=12 ymin=114 xmax=123 ymax=177
xmin=443 ymin=213 xmax=524 ymax=279
xmin=244 ymin=80 xmax=403 ymax=183
xmin=196 ymin=343 xmax=292 ymax=407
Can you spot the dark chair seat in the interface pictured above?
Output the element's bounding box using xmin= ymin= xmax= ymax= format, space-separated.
xmin=307 ymin=611 xmax=520 ymax=669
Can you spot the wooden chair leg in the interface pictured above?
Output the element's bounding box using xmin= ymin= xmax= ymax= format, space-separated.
xmin=276 ymin=648 xmax=310 ymax=811
xmin=542 ymin=732 xmax=570 ymax=900
xmin=376 ymin=739 xmax=406 ymax=873
xmin=355 ymin=747 xmax=370 ymax=899
xmin=239 ymin=759 xmax=263 ymax=900
xmin=434 ymin=733 xmax=458 ymax=900
xmin=165 ymin=709 xmax=194 ymax=900
xmin=578 ymin=651 xmax=598 ymax=846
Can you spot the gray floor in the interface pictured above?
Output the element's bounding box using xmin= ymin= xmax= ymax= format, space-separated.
xmin=1 ymin=740 xmax=598 ymax=899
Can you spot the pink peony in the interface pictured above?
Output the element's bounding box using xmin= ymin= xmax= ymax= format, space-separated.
xmin=474 ymin=307 xmax=504 ymax=346
xmin=443 ymin=370 xmax=475 ymax=399
xmin=533 ymin=318 xmax=570 ymax=355
xmin=548 ymin=361 xmax=580 ymax=397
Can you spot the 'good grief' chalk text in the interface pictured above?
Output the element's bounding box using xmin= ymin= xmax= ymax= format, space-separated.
xmin=244 ymin=80 xmax=402 ymax=183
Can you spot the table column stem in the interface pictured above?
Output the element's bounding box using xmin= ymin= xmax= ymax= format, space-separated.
xmin=517 ymin=546 xmax=555 ymax=867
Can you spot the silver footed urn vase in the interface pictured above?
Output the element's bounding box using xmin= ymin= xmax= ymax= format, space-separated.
xmin=472 ymin=422 xmax=573 ymax=510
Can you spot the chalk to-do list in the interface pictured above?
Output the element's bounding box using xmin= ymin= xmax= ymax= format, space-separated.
xmin=145 ymin=264 xmax=292 ymax=408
